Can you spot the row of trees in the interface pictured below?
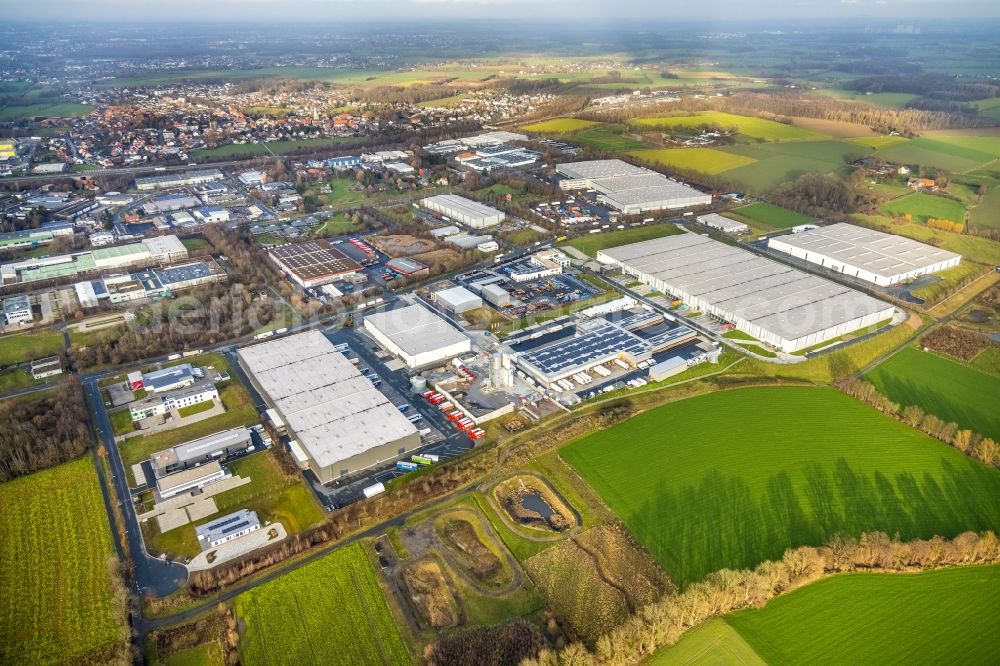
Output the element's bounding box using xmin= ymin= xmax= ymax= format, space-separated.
xmin=0 ymin=377 xmax=91 ymax=482
xmin=523 ymin=530 xmax=1000 ymax=666
xmin=839 ymin=377 xmax=999 ymax=468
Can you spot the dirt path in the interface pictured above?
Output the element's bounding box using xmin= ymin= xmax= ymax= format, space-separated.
xmin=569 ymin=537 xmax=634 ymax=612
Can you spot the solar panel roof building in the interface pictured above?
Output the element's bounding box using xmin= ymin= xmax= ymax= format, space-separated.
xmin=267 ymin=239 xmax=362 ymax=288
xmin=599 ymin=233 xmax=895 ymax=353
xmin=363 ymin=304 xmax=472 ymax=369
xmin=767 ymin=222 xmax=961 ymax=286
xmin=238 ymin=331 xmax=420 ymax=483
xmin=195 ymin=509 xmax=261 ymax=549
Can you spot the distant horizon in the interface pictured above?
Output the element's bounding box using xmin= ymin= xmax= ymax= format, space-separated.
xmin=4 ymin=0 xmax=1000 ymax=23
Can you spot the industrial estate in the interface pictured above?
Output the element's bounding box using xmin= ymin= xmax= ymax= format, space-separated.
xmin=2 ymin=12 xmax=999 ymax=666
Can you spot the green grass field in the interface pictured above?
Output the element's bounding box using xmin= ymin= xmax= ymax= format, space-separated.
xmin=572 ymin=124 xmax=649 ymax=152
xmin=877 ymin=136 xmax=1000 ymax=173
xmin=191 ymin=137 xmax=357 ymax=159
xmin=0 ymin=329 xmax=65 ymax=367
xmin=0 ymin=458 xmax=126 ymax=664
xmin=180 ymin=237 xmax=210 ymax=252
xmin=628 ymin=148 xmax=756 ymax=175
xmin=812 ymin=89 xmax=918 ymax=109
xmin=562 ymin=387 xmax=1000 ymax=588
xmin=974 ymin=97 xmax=1000 ymax=122
xmin=867 ymin=347 xmax=1000 ymax=440
xmin=632 ymin=112 xmax=828 ymax=142
xmin=845 ymin=135 xmax=911 ymax=151
xmin=719 ymin=140 xmax=867 ymax=192
xmin=0 ymin=103 xmax=92 ymax=121
xmin=520 ymin=117 xmax=601 ymax=134
xmin=880 ymin=192 xmax=967 ymax=224
xmin=328 ymin=178 xmax=367 ymax=208
xmin=970 ymin=185 xmax=1000 ymax=230
xmin=728 ymin=566 xmax=1000 ymax=664
xmin=236 ymin=542 xmax=410 ymax=666
xmin=562 ymin=224 xmax=685 ymax=257
xmin=177 ymin=400 xmax=215 ymax=418
xmin=730 ymin=202 xmax=812 ymax=229
xmin=649 ymin=618 xmax=764 ymax=666
xmin=162 ymin=642 xmax=224 ymax=666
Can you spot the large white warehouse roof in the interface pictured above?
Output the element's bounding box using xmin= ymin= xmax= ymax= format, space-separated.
xmin=364 ymin=304 xmax=470 ymax=358
xmin=599 ymin=233 xmax=894 ymax=352
xmin=767 ymin=223 xmax=961 ymax=285
xmin=238 ymin=330 xmax=416 ymax=469
xmin=420 ymin=195 xmax=504 ymax=228
xmin=557 ymin=159 xmax=648 ymax=181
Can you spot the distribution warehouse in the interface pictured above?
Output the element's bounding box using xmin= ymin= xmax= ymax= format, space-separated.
xmin=420 ymin=195 xmax=504 ymax=229
xmin=364 ymin=303 xmax=472 ymax=368
xmin=598 ymin=233 xmax=894 ymax=353
xmin=556 ymin=159 xmax=712 ymax=214
xmin=767 ymin=222 xmax=962 ymax=286
xmin=238 ymin=331 xmax=420 ymax=483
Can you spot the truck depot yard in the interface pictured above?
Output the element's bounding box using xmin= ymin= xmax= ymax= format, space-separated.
xmin=561 ymin=387 xmax=1000 ymax=588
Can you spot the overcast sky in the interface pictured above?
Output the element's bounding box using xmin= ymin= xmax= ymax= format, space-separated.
xmin=4 ymin=0 xmax=1000 ymax=22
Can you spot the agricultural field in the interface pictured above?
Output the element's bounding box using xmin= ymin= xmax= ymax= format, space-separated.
xmin=0 ymin=458 xmax=127 ymax=664
xmin=729 ymin=566 xmax=1000 ymax=664
xmin=236 ymin=542 xmax=410 ymax=666
xmin=974 ymin=97 xmax=1000 ymax=122
xmin=520 ymin=117 xmax=601 ymax=134
xmin=0 ymin=102 xmax=92 ymax=121
xmin=561 ymin=386 xmax=1000 ymax=588
xmin=649 ymin=618 xmax=764 ymax=666
xmin=788 ymin=117 xmax=875 ymax=139
xmin=0 ymin=329 xmax=65 ymax=367
xmin=718 ymin=140 xmax=867 ymax=192
xmin=561 ymin=223 xmax=685 ymax=258
xmin=812 ymin=88 xmax=918 ymax=109
xmin=880 ymin=192 xmax=966 ymax=224
xmin=969 ymin=185 xmax=1000 ymax=230
xmin=191 ymin=136 xmax=357 ymax=159
xmin=729 ymin=202 xmax=812 ymax=229
xmin=876 ymin=136 xmax=1000 ymax=173
xmin=846 ymin=135 xmax=911 ymax=151
xmin=572 ymin=124 xmax=648 ymax=152
xmin=632 ymin=112 xmax=828 ymax=142
xmin=627 ymin=147 xmax=756 ymax=175
xmin=866 ymin=347 xmax=1000 ymax=440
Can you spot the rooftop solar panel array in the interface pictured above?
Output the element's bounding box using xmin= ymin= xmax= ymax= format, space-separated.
xmin=268 ymin=239 xmax=361 ymax=281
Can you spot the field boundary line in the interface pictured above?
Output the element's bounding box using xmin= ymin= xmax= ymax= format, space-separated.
xmin=350 ymin=569 xmax=392 ymax=665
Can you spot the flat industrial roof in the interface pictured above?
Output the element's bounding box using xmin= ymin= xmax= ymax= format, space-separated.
xmin=268 ymin=239 xmax=361 ymax=281
xmin=557 ymin=159 xmax=648 ymax=181
xmin=769 ymin=223 xmax=962 ymax=278
xmin=517 ymin=318 xmax=648 ymax=377
xmin=156 ymin=460 xmax=224 ymax=493
xmin=156 ymin=261 xmax=214 ymax=285
xmin=601 ymin=233 xmax=892 ymax=343
xmin=420 ymin=195 xmax=503 ymax=221
xmin=196 ymin=509 xmax=259 ymax=543
xmin=698 ymin=213 xmax=748 ymax=231
xmin=599 ymin=183 xmax=707 ymax=206
xmin=364 ymin=304 xmax=470 ymax=357
xmin=238 ymin=331 xmax=417 ymax=470
xmin=151 ymin=426 xmax=251 ymax=471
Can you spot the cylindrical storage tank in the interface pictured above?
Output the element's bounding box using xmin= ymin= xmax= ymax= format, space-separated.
xmin=410 ymin=376 xmax=427 ymax=393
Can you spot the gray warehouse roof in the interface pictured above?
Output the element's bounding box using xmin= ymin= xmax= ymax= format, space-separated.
xmin=420 ymin=195 xmax=503 ymax=221
xmin=768 ymin=223 xmax=962 ymax=279
xmin=556 ymin=159 xmax=648 ymax=181
xmin=238 ymin=331 xmax=417 ymax=470
xmin=364 ymin=304 xmax=470 ymax=357
xmin=601 ymin=233 xmax=892 ymax=343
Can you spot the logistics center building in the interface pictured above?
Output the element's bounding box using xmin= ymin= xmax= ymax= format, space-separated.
xmin=364 ymin=304 xmax=472 ymax=369
xmin=420 ymin=195 xmax=504 ymax=229
xmin=767 ymin=222 xmax=961 ymax=286
xmin=598 ymin=233 xmax=894 ymax=353
xmin=238 ymin=331 xmax=420 ymax=483
xmin=556 ymin=160 xmax=712 ymax=214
